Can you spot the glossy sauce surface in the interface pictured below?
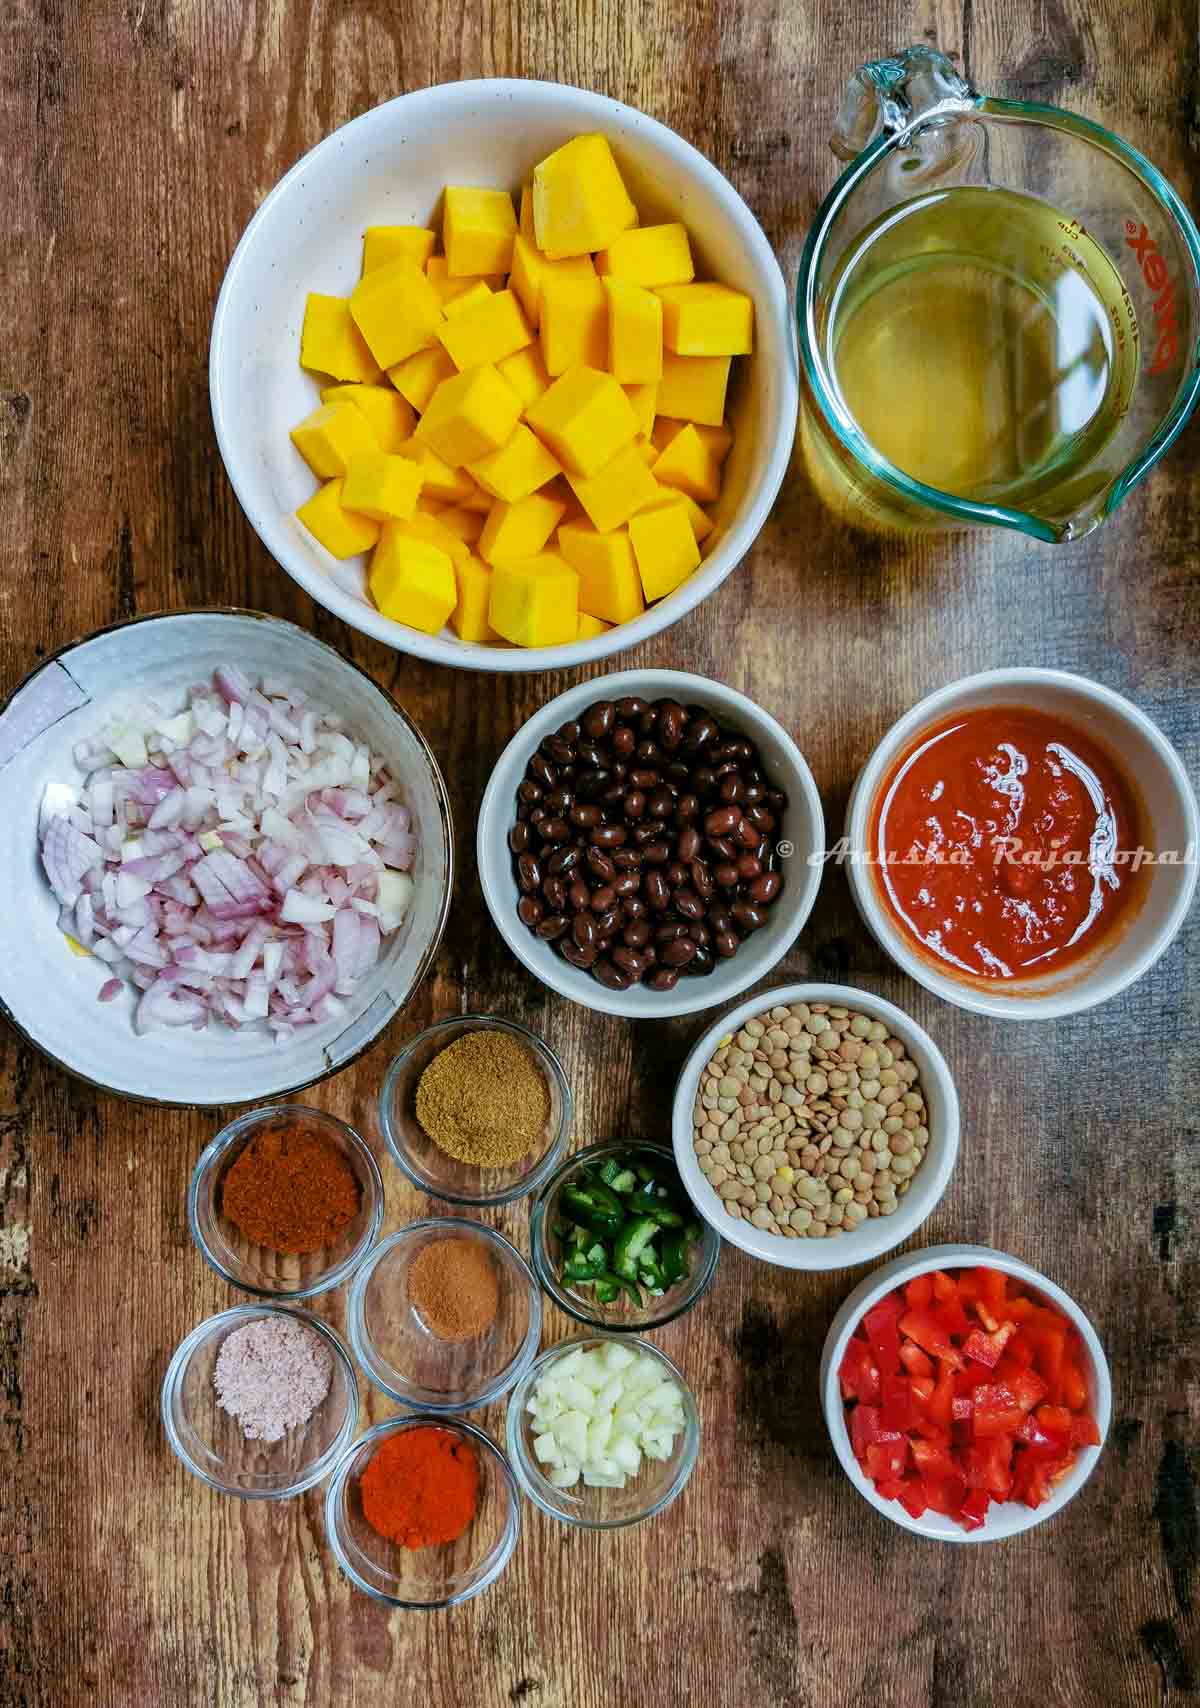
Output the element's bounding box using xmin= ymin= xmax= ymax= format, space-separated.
xmin=869 ymin=706 xmax=1145 ymax=980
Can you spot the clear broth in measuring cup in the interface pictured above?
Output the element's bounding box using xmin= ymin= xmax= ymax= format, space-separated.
xmin=826 ymin=187 xmax=1137 ymax=506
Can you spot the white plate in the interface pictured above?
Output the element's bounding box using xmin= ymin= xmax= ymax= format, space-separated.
xmin=0 ymin=611 xmax=452 ymax=1105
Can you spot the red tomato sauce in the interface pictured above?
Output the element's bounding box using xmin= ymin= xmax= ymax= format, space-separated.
xmin=869 ymin=706 xmax=1145 ymax=981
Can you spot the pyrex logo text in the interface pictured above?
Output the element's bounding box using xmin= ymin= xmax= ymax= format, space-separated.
xmin=1126 ymin=221 xmax=1179 ymax=375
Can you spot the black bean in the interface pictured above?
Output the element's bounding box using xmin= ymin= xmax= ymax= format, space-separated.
xmin=574 ymin=768 xmax=612 ymax=799
xmin=623 ymin=920 xmax=651 ymax=948
xmin=593 ymin=908 xmax=621 ymax=937
xmin=611 ymin=761 xmax=628 ymax=782
xmin=674 ymin=794 xmax=701 ymax=825
xmin=612 ymin=946 xmax=648 ymax=978
xmin=543 ymin=875 xmax=567 ymax=911
xmin=708 ymin=905 xmax=734 ymax=934
xmin=648 ymin=788 xmax=674 ymax=820
xmin=590 ymin=884 xmax=617 ymax=913
xmin=558 ymin=719 xmax=581 ymax=741
xmin=677 ymin=826 xmax=701 ymax=862
xmin=637 ymin=711 xmax=657 ymax=737
xmin=742 ymin=782 xmax=766 ymax=805
xmin=631 ymin=823 xmax=659 ymax=847
xmin=613 ymin=848 xmax=642 ymax=870
xmin=736 ymin=853 xmax=762 ymax=881
xmin=688 ymin=921 xmax=711 ymax=946
xmin=570 ymin=803 xmax=603 ymax=828
xmin=690 ymin=858 xmax=714 ymax=901
xmin=655 ymin=922 xmax=690 ymax=943
xmin=719 ymin=773 xmax=744 ymax=803
xmin=666 ymin=762 xmax=691 ymax=784
xmin=547 ymin=845 xmax=580 ymax=875
xmin=576 ymin=741 xmax=605 ymax=769
xmin=705 ymin=805 xmax=741 ymax=837
xmin=569 ymin=880 xmax=592 ymax=911
xmin=714 ymin=862 xmax=739 ymax=888
xmin=684 ymin=716 xmax=719 ymax=751
xmin=647 ymin=967 xmax=679 ymax=992
xmin=692 ymin=767 xmax=717 ymax=794
xmin=642 ymin=841 xmax=671 ymax=866
xmin=517 ymin=853 xmax=542 ymax=892
xmin=561 ymin=938 xmax=596 ymax=969
xmin=734 ymin=818 xmax=761 ymax=850
xmin=688 ymin=944 xmax=716 ymax=976
xmin=624 ymin=790 xmax=646 ymax=821
xmin=538 ymin=817 xmax=568 ymax=844
xmin=600 ymin=782 xmax=626 ymax=806
xmin=530 ymin=806 xmax=547 ymax=826
xmin=572 ymin=913 xmax=597 ymax=950
xmin=746 ymin=805 xmax=775 ymax=832
xmin=714 ymin=930 xmax=739 ymax=958
xmin=518 ymin=778 xmax=543 ymax=806
xmin=750 ymin=872 xmax=782 ymax=905
xmin=535 ymin=914 xmax=569 ymax=941
xmin=665 ymin=861 xmax=688 ymax=889
xmin=675 ymin=888 xmax=705 ymax=921
xmin=586 ymin=847 xmax=616 ymax=882
xmin=635 ymin=739 xmax=662 ymax=764
xmin=622 ymin=895 xmax=647 ymax=920
xmin=611 ymin=725 xmax=636 ymax=758
xmin=732 ymin=901 xmax=767 ymax=933
xmin=661 ymin=936 xmax=698 ymax=968
xmin=628 ymin=768 xmax=660 ymax=790
xmin=516 ymin=802 xmax=530 ymax=822
xmin=644 ymin=871 xmax=671 ymax=910
xmin=509 ymin=822 xmax=531 ymax=854
xmin=544 ymin=786 xmax=574 ymax=814
xmin=615 ymin=696 xmax=648 ymax=720
xmin=656 ymin=701 xmax=686 ymax=749
xmin=593 ymin=958 xmax=635 ymax=990
xmin=707 ymin=834 xmax=737 ymax=860
xmin=613 ymin=872 xmax=640 ymax=898
xmin=517 ymin=895 xmax=544 ymax=929
xmin=582 ymin=700 xmax=615 ymax=739
xmin=591 ymin=823 xmax=627 ymax=849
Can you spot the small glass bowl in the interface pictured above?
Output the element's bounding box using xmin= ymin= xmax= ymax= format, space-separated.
xmin=378 ymin=1015 xmax=572 ymax=1207
xmin=506 ymin=1333 xmax=701 ymax=1530
xmin=347 ymin=1219 xmax=542 ymax=1411
xmin=188 ymin=1104 xmax=384 ymax=1301
xmin=325 ymin=1415 xmax=520 ymax=1607
xmin=530 ymin=1141 xmax=720 ymax=1332
xmin=161 ymin=1304 xmax=359 ymax=1499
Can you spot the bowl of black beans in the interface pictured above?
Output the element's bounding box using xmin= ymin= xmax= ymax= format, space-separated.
xmin=477 ymin=670 xmax=825 ymax=1016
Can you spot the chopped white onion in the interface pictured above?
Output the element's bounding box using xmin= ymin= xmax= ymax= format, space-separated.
xmin=526 ymin=1344 xmax=687 ymax=1490
xmin=38 ymin=669 xmax=419 ymax=1038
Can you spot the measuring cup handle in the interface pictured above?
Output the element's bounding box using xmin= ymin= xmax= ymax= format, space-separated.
xmin=831 ymin=45 xmax=977 ymax=160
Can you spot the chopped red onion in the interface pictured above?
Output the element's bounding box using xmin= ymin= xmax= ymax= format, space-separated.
xmin=39 ymin=669 xmax=418 ymax=1038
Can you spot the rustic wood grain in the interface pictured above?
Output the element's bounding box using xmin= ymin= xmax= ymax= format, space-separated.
xmin=1 ymin=1 xmax=1198 ymax=1704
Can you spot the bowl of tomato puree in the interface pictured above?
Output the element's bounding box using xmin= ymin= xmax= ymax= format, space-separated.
xmin=846 ymin=670 xmax=1197 ymax=1018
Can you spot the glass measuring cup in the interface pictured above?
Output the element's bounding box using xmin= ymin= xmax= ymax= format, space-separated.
xmin=797 ymin=46 xmax=1200 ymax=540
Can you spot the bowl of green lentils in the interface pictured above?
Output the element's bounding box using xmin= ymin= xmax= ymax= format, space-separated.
xmin=671 ymin=984 xmax=960 ymax=1270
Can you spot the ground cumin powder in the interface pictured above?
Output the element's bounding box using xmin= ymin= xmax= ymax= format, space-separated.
xmin=415 ymin=1030 xmax=549 ymax=1167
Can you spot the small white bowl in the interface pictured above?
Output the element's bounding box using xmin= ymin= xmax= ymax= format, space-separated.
xmin=209 ymin=78 xmax=798 ymax=674
xmin=672 ymin=983 xmax=959 ymax=1269
xmin=0 ymin=611 xmax=452 ymax=1105
xmin=477 ymin=670 xmax=825 ymax=1017
xmin=820 ymin=1244 xmax=1112 ymax=1542
xmin=845 ymin=668 xmax=1198 ymax=1019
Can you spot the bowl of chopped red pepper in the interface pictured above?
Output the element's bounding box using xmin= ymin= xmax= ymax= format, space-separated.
xmin=821 ymin=1244 xmax=1111 ymax=1541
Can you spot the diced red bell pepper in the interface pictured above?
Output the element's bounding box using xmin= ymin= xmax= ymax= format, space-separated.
xmin=1005 ymin=1295 xmax=1036 ymax=1322
xmin=905 ymin=1273 xmax=934 ymax=1309
xmin=956 ymin=1271 xmax=980 ymax=1303
xmin=926 ymin=1362 xmax=955 ymax=1428
xmin=1061 ymin=1361 xmax=1088 ymax=1412
xmin=951 ymin=1394 xmax=974 ymax=1422
xmin=910 ymin=1439 xmax=957 ymax=1479
xmin=1027 ymin=1321 xmax=1066 ymax=1395
xmin=931 ymin=1269 xmax=958 ymax=1303
xmin=978 ymin=1267 xmax=1009 ymax=1325
xmin=1017 ymin=1412 xmax=1070 ymax=1456
xmin=839 ymin=1336 xmax=882 ymax=1405
xmin=863 ymin=1295 xmax=903 ymax=1378
xmin=1008 ymin=1367 xmax=1048 ymax=1414
xmin=1036 ymin=1404 xmax=1073 ymax=1435
xmin=960 ymin=1358 xmax=996 ymax=1389
xmin=964 ymin=1435 xmax=1013 ymax=1497
xmin=972 ymin=1382 xmax=1025 ymax=1439
xmin=875 ymin=1475 xmax=904 ymax=1500
xmin=899 ymin=1341 xmax=934 ymax=1379
xmin=921 ymin=1473 xmax=966 ymax=1518
xmin=899 ymin=1309 xmax=962 ymax=1369
xmin=865 ymin=1437 xmax=909 ymax=1483
xmin=1070 ymin=1414 xmax=1101 ymax=1448
xmin=1012 ymin=1452 xmax=1074 ymax=1508
xmin=898 ymin=1477 xmax=929 ymax=1520
xmin=962 ymin=1323 xmax=1016 ymax=1369
xmin=849 ymin=1403 xmax=880 ymax=1459
xmin=881 ymin=1374 xmax=918 ymax=1434
xmin=1005 ymin=1331 xmax=1036 ymax=1368
xmin=909 ymin=1374 xmax=935 ymax=1407
xmin=935 ymin=1294 xmax=972 ymax=1339
xmin=960 ymin=1488 xmax=991 ymax=1531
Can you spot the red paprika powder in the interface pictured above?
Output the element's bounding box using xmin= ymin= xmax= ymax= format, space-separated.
xmin=221 ymin=1115 xmax=361 ymax=1255
xmin=360 ymin=1426 xmax=480 ymax=1550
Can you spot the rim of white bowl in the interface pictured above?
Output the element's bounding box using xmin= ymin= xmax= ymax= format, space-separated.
xmin=0 ymin=607 xmax=455 ymax=1106
xmin=818 ymin=1243 xmax=1113 ymax=1542
xmin=844 ymin=667 xmax=1200 ymax=1019
xmin=208 ymin=78 xmax=799 ymax=673
xmin=476 ymin=669 xmax=825 ymax=1016
xmin=671 ymin=983 xmax=960 ymax=1268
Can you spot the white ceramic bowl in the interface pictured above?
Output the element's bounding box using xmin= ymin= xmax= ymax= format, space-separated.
xmin=820 ymin=1244 xmax=1112 ymax=1542
xmin=672 ymin=983 xmax=959 ymax=1269
xmin=845 ymin=668 xmax=1198 ymax=1019
xmin=0 ymin=611 xmax=452 ymax=1105
xmin=209 ymin=78 xmax=798 ymax=674
xmin=476 ymin=670 xmax=825 ymax=1017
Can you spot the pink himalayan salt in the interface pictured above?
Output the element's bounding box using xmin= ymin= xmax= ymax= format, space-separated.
xmin=213 ymin=1316 xmax=333 ymax=1443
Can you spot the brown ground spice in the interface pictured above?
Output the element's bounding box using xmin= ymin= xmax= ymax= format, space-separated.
xmin=408 ymin=1237 xmax=500 ymax=1342
xmin=415 ymin=1030 xmax=549 ymax=1167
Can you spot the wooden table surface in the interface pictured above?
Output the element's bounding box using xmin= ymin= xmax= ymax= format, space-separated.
xmin=3 ymin=2 xmax=1198 ymax=1704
